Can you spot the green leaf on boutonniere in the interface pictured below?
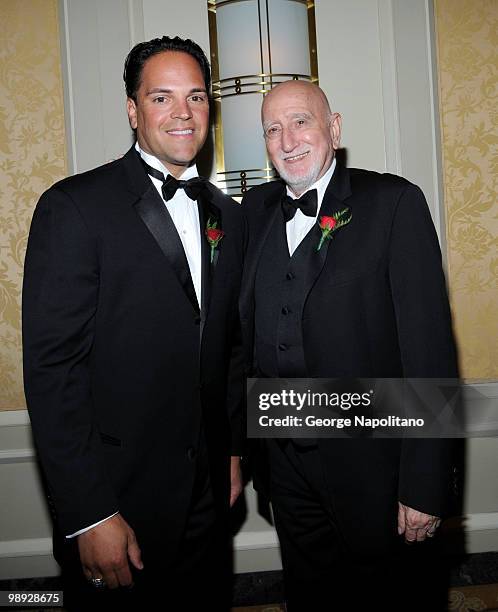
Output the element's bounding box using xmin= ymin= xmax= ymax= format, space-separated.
xmin=205 ymin=217 xmax=225 ymax=263
xmin=317 ymin=208 xmax=352 ymax=251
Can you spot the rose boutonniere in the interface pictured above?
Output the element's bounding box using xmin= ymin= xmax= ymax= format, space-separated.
xmin=317 ymin=208 xmax=352 ymax=251
xmin=205 ymin=218 xmax=224 ymax=263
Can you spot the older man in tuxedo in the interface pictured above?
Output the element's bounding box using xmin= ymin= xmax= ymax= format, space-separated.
xmin=23 ymin=36 xmax=244 ymax=611
xmin=241 ymin=80 xmax=458 ymax=610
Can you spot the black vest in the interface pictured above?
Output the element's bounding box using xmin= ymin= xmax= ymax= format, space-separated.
xmin=254 ymin=210 xmax=319 ymax=377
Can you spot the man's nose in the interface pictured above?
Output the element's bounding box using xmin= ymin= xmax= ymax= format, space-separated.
xmin=171 ymin=99 xmax=192 ymax=120
xmin=280 ymin=127 xmax=297 ymax=152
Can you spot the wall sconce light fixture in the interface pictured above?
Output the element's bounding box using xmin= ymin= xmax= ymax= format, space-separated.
xmin=208 ymin=0 xmax=318 ymax=198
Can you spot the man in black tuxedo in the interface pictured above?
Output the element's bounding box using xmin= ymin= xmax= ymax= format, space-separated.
xmin=241 ymin=80 xmax=458 ymax=610
xmin=23 ymin=36 xmax=244 ymax=610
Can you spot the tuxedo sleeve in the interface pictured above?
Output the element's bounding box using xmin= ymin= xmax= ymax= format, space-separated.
xmin=226 ymin=318 xmax=246 ymax=456
xmin=22 ymin=187 xmax=118 ymax=535
xmin=225 ymin=211 xmax=248 ymax=456
xmin=387 ymin=183 xmax=458 ymax=517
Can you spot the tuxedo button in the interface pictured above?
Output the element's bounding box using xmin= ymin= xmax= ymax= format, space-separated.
xmin=281 ymin=306 xmax=290 ymax=315
xmin=278 ymin=343 xmax=288 ymax=351
xmin=194 ymin=317 xmax=201 ymax=325
xmin=286 ymin=272 xmax=294 ymax=280
xmin=187 ymin=447 xmax=196 ymax=461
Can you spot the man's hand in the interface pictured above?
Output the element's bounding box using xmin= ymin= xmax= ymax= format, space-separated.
xmin=77 ymin=513 xmax=143 ymax=589
xmin=398 ymin=502 xmax=441 ymax=543
xmin=230 ymin=456 xmax=243 ymax=507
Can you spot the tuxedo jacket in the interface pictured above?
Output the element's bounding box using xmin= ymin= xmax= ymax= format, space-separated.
xmin=22 ymin=146 xmax=245 ymax=559
xmin=240 ymin=163 xmax=459 ymax=551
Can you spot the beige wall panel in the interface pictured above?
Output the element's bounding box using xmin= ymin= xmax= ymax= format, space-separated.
xmin=434 ymin=0 xmax=498 ymax=380
xmin=0 ymin=0 xmax=67 ymax=411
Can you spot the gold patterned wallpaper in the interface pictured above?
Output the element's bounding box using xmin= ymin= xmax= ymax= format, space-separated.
xmin=0 ymin=0 xmax=67 ymax=410
xmin=434 ymin=0 xmax=498 ymax=381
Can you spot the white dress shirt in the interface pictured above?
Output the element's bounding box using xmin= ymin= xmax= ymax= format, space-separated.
xmin=67 ymin=145 xmax=203 ymax=539
xmin=286 ymin=158 xmax=336 ymax=256
xmin=136 ymin=143 xmax=203 ymax=307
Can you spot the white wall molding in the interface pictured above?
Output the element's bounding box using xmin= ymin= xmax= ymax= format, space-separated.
xmin=0 ymin=539 xmax=59 ymax=580
xmin=0 ymin=510 xmax=496 ymax=579
xmin=377 ymin=0 xmax=402 ymax=176
xmin=127 ymin=0 xmax=144 ymax=47
xmin=234 ymin=529 xmax=279 ymax=552
xmin=58 ymin=0 xmax=136 ymax=175
xmin=464 ymin=382 xmax=498 ymax=397
xmin=0 ymin=449 xmax=35 ymax=465
xmin=58 ymin=0 xmax=77 ymax=175
xmin=0 ymin=538 xmax=52 ymax=559
xmin=389 ymin=0 xmax=444 ymax=242
xmin=3 ymin=381 xmax=495 ymax=433
xmin=425 ymin=0 xmax=446 ymax=254
xmin=462 ymin=382 xmax=498 ymax=435
xmin=467 ymin=513 xmax=498 ymax=532
xmin=0 ymin=410 xmax=30 ymax=426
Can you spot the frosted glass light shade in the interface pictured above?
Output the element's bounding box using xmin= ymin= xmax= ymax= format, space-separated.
xmin=208 ymin=0 xmax=318 ymax=198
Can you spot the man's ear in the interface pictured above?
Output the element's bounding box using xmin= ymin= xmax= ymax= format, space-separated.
xmin=127 ymin=97 xmax=138 ymax=130
xmin=330 ymin=112 xmax=342 ymax=150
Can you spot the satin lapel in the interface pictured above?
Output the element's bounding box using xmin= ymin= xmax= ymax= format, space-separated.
xmin=240 ymin=181 xmax=286 ymax=313
xmin=134 ymin=184 xmax=200 ymax=314
xmin=197 ymin=188 xmax=222 ymax=339
xmin=302 ymin=163 xmax=353 ymax=303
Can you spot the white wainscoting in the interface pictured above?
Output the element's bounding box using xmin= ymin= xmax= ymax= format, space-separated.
xmin=1 ymin=382 xmax=497 ymax=578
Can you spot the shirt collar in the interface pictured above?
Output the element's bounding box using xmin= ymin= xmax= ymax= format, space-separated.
xmin=286 ymin=157 xmax=336 ymax=212
xmin=135 ymin=142 xmax=199 ymax=180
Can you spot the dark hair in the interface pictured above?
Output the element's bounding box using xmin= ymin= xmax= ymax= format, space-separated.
xmin=123 ymin=36 xmax=211 ymax=101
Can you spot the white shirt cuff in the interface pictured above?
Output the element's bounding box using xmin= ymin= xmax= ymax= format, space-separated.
xmin=66 ymin=512 xmax=119 ymax=538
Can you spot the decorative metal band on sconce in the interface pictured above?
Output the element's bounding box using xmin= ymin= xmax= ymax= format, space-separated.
xmin=208 ymin=0 xmax=318 ymax=198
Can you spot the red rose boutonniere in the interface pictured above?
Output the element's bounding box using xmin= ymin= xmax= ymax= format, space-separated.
xmin=317 ymin=208 xmax=352 ymax=251
xmin=205 ymin=218 xmax=224 ymax=263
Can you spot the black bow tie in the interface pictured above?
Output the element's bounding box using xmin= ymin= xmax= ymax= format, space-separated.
xmin=282 ymin=189 xmax=318 ymax=222
xmin=140 ymin=157 xmax=206 ymax=201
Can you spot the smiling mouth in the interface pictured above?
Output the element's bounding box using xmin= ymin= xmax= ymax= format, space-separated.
xmin=167 ymin=129 xmax=194 ymax=136
xmin=283 ymin=151 xmax=310 ymax=163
